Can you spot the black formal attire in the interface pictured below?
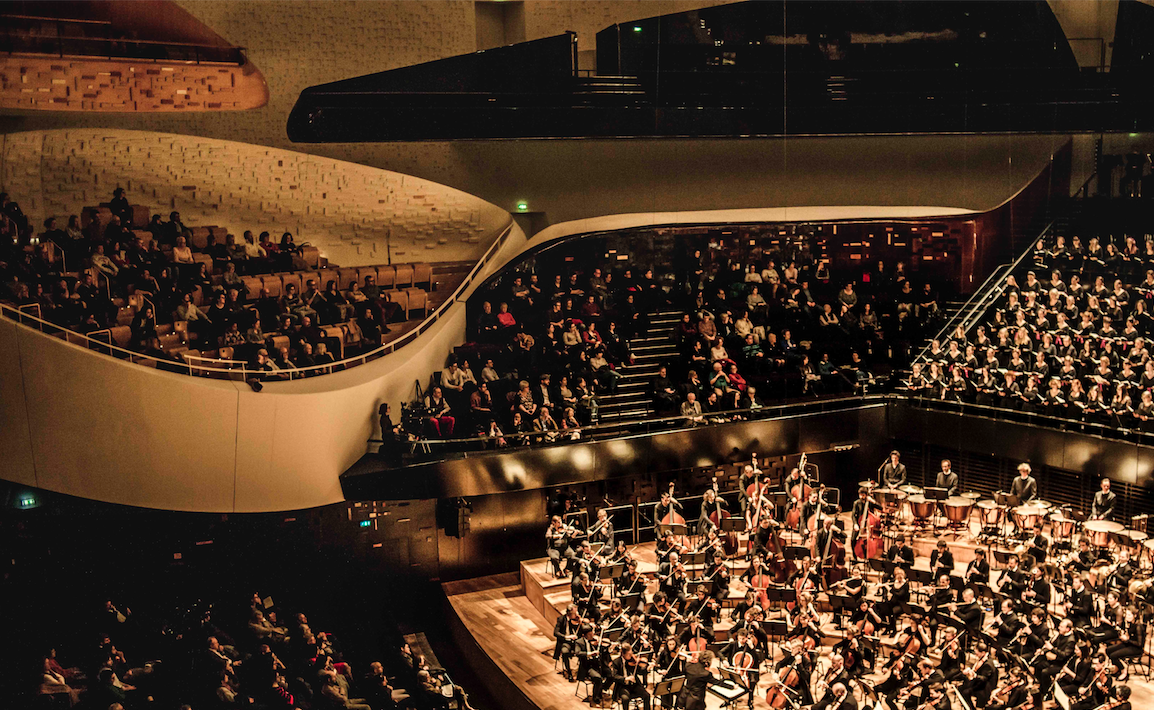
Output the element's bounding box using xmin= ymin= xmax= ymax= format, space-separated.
xmin=1091 ymin=489 xmax=1116 ymax=520
xmin=1010 ymin=475 xmax=1038 ymax=503
xmin=961 ymin=655 xmax=999 ymax=708
xmin=965 ymin=557 xmax=991 ymax=586
xmin=1066 ymin=585 xmax=1093 ymax=627
xmin=880 ymin=461 xmax=907 ymax=488
xmin=553 ymin=615 xmax=581 ymax=675
xmin=678 ymin=661 xmax=729 ymax=710
xmin=575 ymin=636 xmax=606 ymax=699
xmin=1107 ymin=619 xmax=1146 ymax=662
xmin=929 ymin=549 xmax=954 ymax=578
xmin=936 ymin=470 xmax=960 ymax=496
xmin=609 ymin=655 xmax=651 ymax=710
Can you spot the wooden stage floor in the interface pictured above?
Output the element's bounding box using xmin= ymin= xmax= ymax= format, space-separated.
xmin=444 ymin=516 xmax=1154 ymax=710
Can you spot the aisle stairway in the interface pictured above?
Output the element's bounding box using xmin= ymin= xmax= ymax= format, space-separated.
xmin=596 ymin=310 xmax=685 ymax=421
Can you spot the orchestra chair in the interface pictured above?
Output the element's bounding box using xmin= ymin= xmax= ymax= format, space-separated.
xmin=573 ymin=677 xmax=595 ymax=702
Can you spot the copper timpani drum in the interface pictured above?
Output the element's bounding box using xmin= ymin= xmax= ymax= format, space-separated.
xmin=943 ymin=496 xmax=974 ymax=525
xmin=875 ymin=488 xmax=907 ymax=513
xmin=1012 ymin=506 xmax=1045 ymax=531
xmin=899 ymin=485 xmax=923 ymax=497
xmin=977 ymin=500 xmax=1005 ymax=526
xmin=1144 ymin=538 xmax=1154 ymax=561
xmin=1084 ymin=520 xmax=1124 ymax=547
xmin=960 ymin=491 xmax=982 ymax=501
xmin=908 ymin=495 xmax=934 ymax=521
xmin=1047 ymin=511 xmax=1077 ymax=538
xmin=1122 ymin=529 xmax=1149 ymax=548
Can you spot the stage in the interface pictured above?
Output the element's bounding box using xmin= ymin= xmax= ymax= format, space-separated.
xmin=443 ymin=514 xmax=1154 ymax=710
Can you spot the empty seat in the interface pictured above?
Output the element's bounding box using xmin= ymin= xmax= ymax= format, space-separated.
xmin=412 ymin=263 xmax=433 ymax=288
xmin=302 ymin=245 xmax=321 ymax=268
xmin=261 ymin=275 xmax=283 ymax=298
xmin=115 ymin=306 xmax=136 ymax=326
xmin=386 ymin=289 xmax=409 ymax=319
xmin=217 ymin=346 xmax=235 ymax=360
xmin=267 ymin=334 xmax=290 ymax=353
xmin=404 ymin=287 xmax=428 ymax=316
xmin=242 ymin=276 xmax=264 ymax=300
xmin=375 ymin=265 xmax=396 ymax=289
xmin=109 ymin=326 xmax=132 ymax=349
xmin=188 ymin=227 xmax=212 ymax=250
xmin=393 ymin=263 xmax=414 ymax=288
xmin=337 ymin=267 xmax=359 ymax=290
xmin=129 ymin=205 xmax=150 ymax=229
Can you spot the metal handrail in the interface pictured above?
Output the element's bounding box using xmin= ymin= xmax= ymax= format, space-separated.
xmin=913 ymin=219 xmax=1056 ymax=365
xmin=1 ymin=220 xmax=515 ymax=382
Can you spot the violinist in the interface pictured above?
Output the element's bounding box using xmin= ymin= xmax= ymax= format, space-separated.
xmin=873 ymin=644 xmax=913 ymax=704
xmin=895 ymin=659 xmax=942 ymax=710
xmin=850 ymin=486 xmax=881 ymax=562
xmin=683 ymin=587 xmax=720 ymax=631
xmin=997 ymin=554 xmax=1028 ymax=599
xmin=884 ymin=536 xmax=915 ymax=578
xmin=696 ymin=529 xmax=726 ymax=568
xmin=926 ymin=573 xmax=955 ymax=644
xmin=571 ymin=540 xmax=601 ymax=582
xmin=553 ymin=605 xmax=582 ymax=680
xmin=964 ymin=547 xmax=991 ymax=586
xmin=656 ymin=531 xmax=687 ymax=565
xmin=928 ymin=540 xmax=954 ymax=580
xmin=645 ymin=592 xmax=680 ymax=638
xmin=730 ymin=590 xmax=759 ymax=627
xmin=616 ymin=561 xmax=648 ymax=610
xmin=879 ymin=450 xmax=907 ymax=488
xmin=621 ymin=615 xmax=653 ymax=656
xmin=589 ymin=508 xmax=615 ymax=552
xmin=602 ymin=600 xmax=628 ymax=633
xmin=609 ymin=642 xmax=651 ymax=710
xmin=935 ymin=626 xmax=965 ymax=681
xmin=572 ymin=572 xmax=604 ymax=622
xmin=919 ymin=684 xmax=950 ymax=710
xmin=654 ymin=636 xmax=684 ymax=710
xmin=608 ymin=539 xmax=632 ymax=566
xmin=959 ymin=640 xmax=999 ymax=709
xmin=1109 ymin=685 xmax=1134 ymax=710
xmin=1070 ymin=654 xmax=1112 ymax=710
xmin=657 ymin=553 xmax=688 ymax=609
xmin=704 ymin=558 xmax=730 ymax=604
xmin=546 ymin=515 xmax=578 ymax=578
xmin=575 ymin=625 xmax=607 ymax=707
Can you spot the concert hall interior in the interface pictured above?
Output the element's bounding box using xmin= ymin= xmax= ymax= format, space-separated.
xmin=6 ymin=2 xmax=1154 ymax=710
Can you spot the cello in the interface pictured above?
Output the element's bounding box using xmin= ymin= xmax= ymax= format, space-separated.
xmin=708 ymin=476 xmax=739 ymax=556
xmin=765 ymin=645 xmax=803 ymax=708
xmin=853 ymin=492 xmax=884 ymax=560
xmin=765 ymin=521 xmax=797 ymax=584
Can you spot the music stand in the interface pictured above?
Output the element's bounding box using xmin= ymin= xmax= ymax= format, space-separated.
xmin=688 ymin=580 xmax=714 ymax=596
xmin=720 ymin=517 xmax=745 ymax=532
xmin=714 ymin=668 xmax=751 ymax=707
xmin=620 ymin=593 xmax=642 ymax=612
xmin=827 ymin=594 xmax=851 ymax=629
xmin=910 ymin=568 xmax=934 ymax=587
xmin=599 ymin=563 xmax=625 ymax=581
xmin=785 ymin=545 xmax=809 ymax=560
xmin=761 ymin=619 xmax=788 ymax=641
xmin=682 ymin=551 xmax=708 ymax=569
xmin=654 ymin=676 xmax=685 ymax=700
xmin=926 ymin=486 xmax=948 ymax=529
xmin=658 ymin=523 xmax=688 ymax=537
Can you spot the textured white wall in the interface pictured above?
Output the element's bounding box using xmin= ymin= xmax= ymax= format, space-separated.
xmin=1 ymin=129 xmax=509 ymax=266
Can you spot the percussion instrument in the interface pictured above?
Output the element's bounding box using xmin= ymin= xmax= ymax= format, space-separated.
xmin=1144 ymin=538 xmax=1154 ymax=561
xmin=1122 ymin=529 xmax=1149 ymax=547
xmin=899 ymin=485 xmax=923 ymax=496
xmin=875 ymin=488 xmax=907 ymax=513
xmin=1084 ymin=520 xmax=1123 ymax=548
xmin=977 ymin=500 xmax=1005 ymax=526
xmin=1129 ymin=578 xmax=1153 ymax=597
xmin=1047 ymin=511 xmax=1077 ymax=538
xmin=1033 ymin=499 xmax=1054 ymax=511
xmin=960 ymin=491 xmax=982 ymax=501
xmin=943 ymin=496 xmax=974 ymax=525
xmin=859 ymin=480 xmax=878 ymax=490
xmin=1012 ymin=506 xmax=1045 ymax=530
xmin=907 ymin=495 xmax=934 ymax=521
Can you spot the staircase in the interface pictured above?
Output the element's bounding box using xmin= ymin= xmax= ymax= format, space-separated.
xmin=596 ymin=310 xmax=685 ymax=421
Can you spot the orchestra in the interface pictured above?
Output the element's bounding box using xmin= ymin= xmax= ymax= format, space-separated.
xmin=533 ymin=455 xmax=1148 ymax=710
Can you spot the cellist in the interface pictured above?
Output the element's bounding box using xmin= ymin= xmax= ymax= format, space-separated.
xmin=697 ymin=487 xmax=730 ymax=536
xmin=721 ymin=628 xmax=762 ymax=709
xmin=772 ymin=637 xmax=814 ymax=706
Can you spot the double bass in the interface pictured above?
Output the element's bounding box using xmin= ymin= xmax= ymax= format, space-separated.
xmin=785 ymin=453 xmax=811 ymax=529
xmin=853 ymin=492 xmax=884 ymax=560
xmin=659 ymin=482 xmax=688 ymax=549
xmin=708 ymin=475 xmax=739 ymax=556
xmin=765 ymin=520 xmax=797 ymax=584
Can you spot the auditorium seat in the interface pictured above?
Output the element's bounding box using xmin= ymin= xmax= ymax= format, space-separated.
xmin=318 ymin=269 xmax=339 ymax=292
xmin=109 ymin=326 xmax=132 ymax=349
xmin=302 ymin=246 xmax=321 ymax=268
xmin=268 ymin=334 xmax=290 ymax=353
xmin=413 ymin=263 xmax=433 ymax=288
xmin=394 ymin=264 xmax=414 ymax=288
xmin=405 ymin=288 xmax=428 ymax=317
xmin=338 ymin=267 xmax=359 ymax=289
xmin=189 ymin=227 xmax=213 ymax=250
xmin=132 ymin=230 xmax=153 ymax=248
xmin=281 ymin=273 xmax=302 ymax=295
xmin=261 ymin=275 xmax=283 ymax=298
xmin=242 ymin=276 xmax=263 ymax=300
xmin=387 ymin=289 xmax=410 ymax=319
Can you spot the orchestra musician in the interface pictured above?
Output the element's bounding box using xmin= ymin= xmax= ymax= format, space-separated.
xmin=928 ymin=539 xmax=954 ymax=580
xmin=884 ymin=536 xmax=915 ymax=580
xmin=749 ymin=517 xmax=776 ymax=561
xmin=572 ymin=571 xmax=604 ymax=622
xmin=572 ymin=540 xmax=601 ymax=582
xmin=546 ymin=515 xmax=578 ymax=577
xmin=986 ymin=664 xmax=1029 ymax=710
xmin=875 ymin=567 xmax=911 ymax=634
xmin=964 ymin=547 xmax=991 ymax=586
xmin=773 ymin=638 xmax=815 ymax=706
xmin=1065 ymin=575 xmax=1094 ymax=627
xmin=616 ymin=560 xmax=648 ymax=611
xmin=850 ymin=486 xmax=880 ymax=561
xmin=959 ymin=640 xmax=998 ymax=708
xmin=879 ymin=450 xmax=907 ymax=488
xmin=935 ymin=626 xmax=965 ymax=681
xmin=653 ymin=488 xmax=682 ymax=532
xmin=1026 ymin=523 xmax=1050 ymax=564
xmin=720 ymin=628 xmax=762 ymax=705
xmin=589 ymin=508 xmax=615 ymax=551
xmin=1107 ymin=607 xmax=1146 ymax=667
xmin=683 ymin=586 xmax=720 ymax=631
xmin=575 ymin=625 xmax=607 ymax=706
xmin=926 ymin=573 xmax=955 ymax=644
xmin=678 ymin=615 xmax=715 ymax=648
xmin=1091 ymin=477 xmax=1117 ymax=520
xmin=936 ymin=458 xmax=959 ymax=496
xmin=984 ymin=598 xmax=1022 ymax=650
xmin=1067 ymin=537 xmax=1096 ymax=574
xmin=1057 ymin=642 xmax=1095 ymax=699
xmin=895 ymin=659 xmax=942 ymax=710
xmin=1069 ymin=654 xmax=1113 ymax=710
xmin=1089 ymin=591 xmax=1126 ymax=645
xmin=832 ymin=626 xmax=869 ymax=678
xmin=645 ymin=591 xmax=680 ymax=638
xmin=657 ymin=553 xmax=688 ymax=609
xmin=553 ymin=605 xmax=582 ymax=680
xmin=1106 ymin=550 xmax=1138 ymax=594
xmin=1010 ymin=462 xmax=1038 ymax=504
xmin=697 ymin=487 xmax=729 ymax=536
xmin=919 ymin=684 xmax=950 ymax=710
xmin=1021 ymin=565 xmax=1052 ymax=611
xmin=947 ymin=587 xmax=983 ymax=644
xmin=654 ymin=636 xmax=684 ymax=710
xmin=1033 ymin=618 xmax=1076 ymax=687
xmin=621 ymin=615 xmax=654 ymax=656
xmin=816 ymin=681 xmax=858 ymax=710
xmin=999 ymin=553 xmax=1027 ymax=597
xmin=656 ymin=531 xmax=687 ymax=565
xmin=812 ymin=516 xmax=845 ymax=579
xmin=609 ymin=642 xmax=651 ymax=710
xmin=801 ymin=489 xmax=839 ymax=531
xmin=704 ymin=557 xmax=731 ymax=604
xmin=812 ymin=653 xmax=850 ymax=708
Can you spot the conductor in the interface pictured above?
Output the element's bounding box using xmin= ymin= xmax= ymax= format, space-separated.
xmin=678 ymin=650 xmax=732 ymax=710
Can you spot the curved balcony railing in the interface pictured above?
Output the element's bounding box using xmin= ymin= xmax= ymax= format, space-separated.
xmin=1 ymin=220 xmax=515 ymax=382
